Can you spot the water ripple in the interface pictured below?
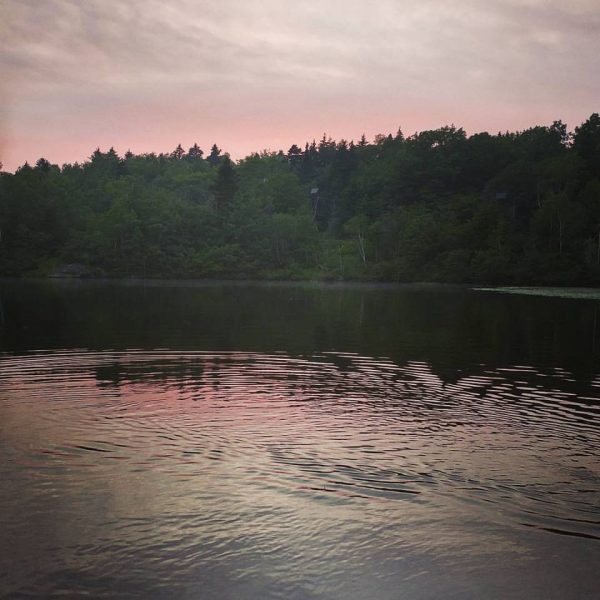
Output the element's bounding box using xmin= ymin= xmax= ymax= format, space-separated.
xmin=0 ymin=350 xmax=599 ymax=599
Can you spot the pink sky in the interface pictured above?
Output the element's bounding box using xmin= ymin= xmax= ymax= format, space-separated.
xmin=1 ymin=0 xmax=599 ymax=171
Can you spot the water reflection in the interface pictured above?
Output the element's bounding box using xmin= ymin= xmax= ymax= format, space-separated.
xmin=1 ymin=279 xmax=600 ymax=381
xmin=1 ymin=349 xmax=598 ymax=599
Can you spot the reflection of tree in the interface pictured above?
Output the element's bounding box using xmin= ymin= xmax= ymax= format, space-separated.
xmin=2 ymin=280 xmax=600 ymax=385
xmin=95 ymin=360 xmax=206 ymax=389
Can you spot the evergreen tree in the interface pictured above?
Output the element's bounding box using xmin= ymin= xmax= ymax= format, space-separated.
xmin=2 ymin=114 xmax=600 ymax=284
xmin=187 ymin=143 xmax=204 ymax=160
xmin=171 ymin=144 xmax=185 ymax=160
xmin=213 ymin=155 xmax=236 ymax=212
xmin=207 ymin=144 xmax=222 ymax=167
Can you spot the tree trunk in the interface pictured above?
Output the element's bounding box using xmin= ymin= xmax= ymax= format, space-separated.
xmin=357 ymin=232 xmax=366 ymax=263
xmin=558 ymin=218 xmax=563 ymax=257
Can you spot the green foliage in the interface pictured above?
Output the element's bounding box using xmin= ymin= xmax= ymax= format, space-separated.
xmin=2 ymin=114 xmax=600 ymax=284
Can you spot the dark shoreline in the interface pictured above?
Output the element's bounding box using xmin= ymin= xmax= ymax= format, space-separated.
xmin=5 ymin=276 xmax=600 ymax=299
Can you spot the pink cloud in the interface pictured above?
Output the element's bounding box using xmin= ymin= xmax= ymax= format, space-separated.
xmin=1 ymin=0 xmax=598 ymax=171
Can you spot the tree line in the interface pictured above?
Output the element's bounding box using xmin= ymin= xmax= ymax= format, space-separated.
xmin=1 ymin=114 xmax=599 ymax=284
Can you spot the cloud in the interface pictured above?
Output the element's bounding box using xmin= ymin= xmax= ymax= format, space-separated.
xmin=1 ymin=0 xmax=598 ymax=169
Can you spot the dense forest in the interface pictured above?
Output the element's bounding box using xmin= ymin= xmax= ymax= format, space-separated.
xmin=1 ymin=114 xmax=599 ymax=284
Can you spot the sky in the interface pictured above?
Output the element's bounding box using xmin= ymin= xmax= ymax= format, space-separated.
xmin=1 ymin=0 xmax=599 ymax=171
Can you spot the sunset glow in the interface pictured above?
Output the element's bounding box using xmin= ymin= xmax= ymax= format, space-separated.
xmin=2 ymin=0 xmax=599 ymax=171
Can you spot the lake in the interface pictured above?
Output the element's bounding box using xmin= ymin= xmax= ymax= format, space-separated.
xmin=0 ymin=279 xmax=598 ymax=599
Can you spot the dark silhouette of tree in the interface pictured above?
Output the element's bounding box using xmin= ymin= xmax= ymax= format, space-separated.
xmin=35 ymin=158 xmax=52 ymax=173
xmin=207 ymin=144 xmax=222 ymax=167
xmin=288 ymin=144 xmax=302 ymax=158
xmin=573 ymin=113 xmax=600 ymax=179
xmin=213 ymin=155 xmax=236 ymax=212
xmin=171 ymin=144 xmax=185 ymax=160
xmin=187 ymin=143 xmax=204 ymax=160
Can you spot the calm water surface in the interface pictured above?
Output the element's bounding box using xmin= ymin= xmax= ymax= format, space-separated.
xmin=0 ymin=280 xmax=598 ymax=599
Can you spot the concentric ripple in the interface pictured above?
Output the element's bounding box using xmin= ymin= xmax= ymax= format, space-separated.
xmin=0 ymin=350 xmax=599 ymax=600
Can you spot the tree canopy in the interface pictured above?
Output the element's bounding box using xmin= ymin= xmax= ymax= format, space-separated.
xmin=1 ymin=115 xmax=600 ymax=284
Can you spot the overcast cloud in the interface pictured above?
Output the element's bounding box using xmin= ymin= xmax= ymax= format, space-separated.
xmin=1 ymin=0 xmax=598 ymax=170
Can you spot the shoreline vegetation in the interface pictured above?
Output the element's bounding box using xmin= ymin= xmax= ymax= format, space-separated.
xmin=1 ymin=114 xmax=599 ymax=285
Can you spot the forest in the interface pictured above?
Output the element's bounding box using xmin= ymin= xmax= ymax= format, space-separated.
xmin=1 ymin=113 xmax=599 ymax=284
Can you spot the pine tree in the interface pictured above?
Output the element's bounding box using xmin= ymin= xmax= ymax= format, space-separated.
xmin=187 ymin=143 xmax=203 ymax=160
xmin=207 ymin=144 xmax=222 ymax=167
xmin=213 ymin=155 xmax=236 ymax=212
xmin=171 ymin=144 xmax=185 ymax=160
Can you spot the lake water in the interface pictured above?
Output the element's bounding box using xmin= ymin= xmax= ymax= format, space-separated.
xmin=0 ymin=280 xmax=598 ymax=599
